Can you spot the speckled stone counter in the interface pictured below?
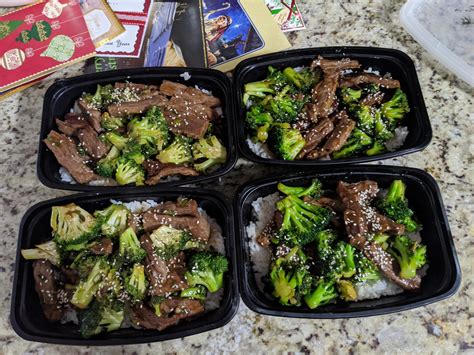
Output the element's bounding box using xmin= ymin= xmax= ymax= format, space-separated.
xmin=1 ymin=1 xmax=472 ymax=354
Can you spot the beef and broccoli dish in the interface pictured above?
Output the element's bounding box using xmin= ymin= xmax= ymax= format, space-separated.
xmin=247 ymin=178 xmax=427 ymax=308
xmin=243 ymin=56 xmax=411 ymax=160
xmin=44 ymin=81 xmax=227 ymax=186
xmin=21 ymin=198 xmax=229 ymax=338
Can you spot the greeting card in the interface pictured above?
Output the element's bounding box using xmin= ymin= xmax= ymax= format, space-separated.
xmin=0 ymin=0 xmax=96 ymax=92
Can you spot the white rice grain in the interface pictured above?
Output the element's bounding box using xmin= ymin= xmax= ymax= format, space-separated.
xmin=246 ymin=137 xmax=274 ymax=159
xmin=180 ymin=71 xmax=191 ymax=81
xmin=385 ymin=126 xmax=409 ymax=151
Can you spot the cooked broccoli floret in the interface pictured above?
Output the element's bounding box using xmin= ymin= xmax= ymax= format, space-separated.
xmin=128 ymin=106 xmax=169 ymax=155
xmin=334 ymin=241 xmax=356 ymax=278
xmin=79 ymin=300 xmax=124 ymax=339
xmin=94 ymin=204 xmax=130 ymax=238
xmin=115 ymin=157 xmax=145 ymax=186
xmin=363 ymin=83 xmax=380 ymax=95
xmin=353 ymin=252 xmax=381 ymax=283
xmin=125 ymin=263 xmax=148 ymax=302
xmin=315 ymin=229 xmax=338 ymax=262
xmin=149 ymin=225 xmax=193 ymax=259
xmin=332 ymin=128 xmax=373 ymax=159
xmin=21 ymin=240 xmax=62 ymax=266
xmin=180 ymin=285 xmax=207 ymax=300
xmin=101 ymin=112 xmax=126 ymax=131
xmin=340 ymin=87 xmax=362 ymax=104
xmin=388 ymin=235 xmax=427 ymax=279
xmin=304 ymin=277 xmax=337 ymax=309
xmin=71 ymin=251 xmax=97 ymax=279
xmin=150 ymin=296 xmax=165 ymax=317
xmin=366 ymin=140 xmax=386 ymax=156
xmin=192 ymin=135 xmax=227 ymax=173
xmin=105 ymin=131 xmax=129 ymax=151
xmin=337 ymin=279 xmax=357 ymax=301
xmin=351 ymin=105 xmax=377 ymax=135
xmin=96 ymin=267 xmax=123 ymax=302
xmin=283 ymin=67 xmax=320 ymax=93
xmin=95 ymin=146 xmax=120 ymax=178
xmin=381 ymin=89 xmax=410 ymax=128
xmin=266 ymin=86 xmax=305 ymax=124
xmin=373 ymin=233 xmax=390 ymax=249
xmin=372 ymin=110 xmax=394 ymax=142
xmin=242 ymin=66 xmax=288 ymax=104
xmin=123 ymin=143 xmax=145 ymax=165
xmin=267 ymin=126 xmax=305 ymax=160
xmin=51 ymin=203 xmax=100 ymax=251
xmin=277 ymin=178 xmax=322 ymax=198
xmin=157 ymin=135 xmax=193 ymax=165
xmin=376 ymin=179 xmax=419 ymax=232
xmin=185 ymin=252 xmax=229 ymax=292
xmin=82 ymin=84 xmax=114 ymax=109
xmin=276 ymin=195 xmax=332 ymax=246
xmin=119 ymin=227 xmax=146 ymax=263
xmin=245 ymin=104 xmax=273 ymax=142
xmin=269 ymin=246 xmax=312 ymax=306
xmin=71 ymin=258 xmax=110 ymax=309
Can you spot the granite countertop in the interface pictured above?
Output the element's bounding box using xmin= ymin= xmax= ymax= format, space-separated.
xmin=1 ymin=0 xmax=472 ymax=353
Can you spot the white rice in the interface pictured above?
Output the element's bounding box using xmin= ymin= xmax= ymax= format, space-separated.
xmin=180 ymin=71 xmax=191 ymax=81
xmin=195 ymin=85 xmax=212 ymax=96
xmin=385 ymin=126 xmax=409 ymax=151
xmin=364 ymin=67 xmax=381 ymax=75
xmin=59 ymin=167 xmax=76 ymax=184
xmin=246 ymin=137 xmax=274 ymax=159
xmin=246 ymin=193 xmax=413 ymax=301
xmin=110 ymin=199 xmax=158 ymax=213
xmin=246 ymin=192 xmax=281 ymax=291
xmin=355 ymin=278 xmax=402 ymax=301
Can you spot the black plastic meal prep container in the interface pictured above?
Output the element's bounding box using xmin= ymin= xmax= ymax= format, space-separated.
xmin=11 ymin=189 xmax=238 ymax=345
xmin=235 ymin=165 xmax=460 ymax=318
xmin=37 ymin=67 xmax=237 ymax=192
xmin=233 ymin=47 xmax=432 ymax=165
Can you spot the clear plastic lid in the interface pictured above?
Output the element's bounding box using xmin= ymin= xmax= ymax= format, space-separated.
xmin=400 ymin=0 xmax=474 ymax=86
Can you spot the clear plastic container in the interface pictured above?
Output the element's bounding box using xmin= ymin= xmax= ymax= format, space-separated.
xmin=400 ymin=0 xmax=474 ymax=86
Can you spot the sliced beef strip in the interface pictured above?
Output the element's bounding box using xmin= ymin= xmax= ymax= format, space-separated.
xmin=309 ymin=71 xmax=340 ymax=119
xmin=90 ymin=238 xmax=113 ymax=255
xmin=142 ymin=210 xmax=211 ymax=242
xmin=360 ymin=91 xmax=385 ymax=106
xmin=33 ymin=260 xmax=65 ymax=322
xmin=115 ymin=82 xmax=158 ymax=91
xmin=60 ymin=266 xmax=79 ymax=285
xmin=340 ymin=73 xmax=400 ymax=89
xmin=306 ymin=115 xmax=356 ymax=159
xmin=147 ymin=199 xmax=200 ymax=218
xmin=44 ymin=130 xmax=99 ymax=184
xmin=159 ymin=298 xmax=205 ymax=317
xmin=77 ymin=125 xmax=109 ymax=159
xmin=144 ymin=161 xmax=199 ymax=185
xmin=336 ymin=180 xmax=378 ymax=249
xmin=77 ymin=98 xmax=102 ymax=132
xmin=163 ymin=101 xmax=210 ymax=139
xmin=128 ymin=212 xmax=142 ymax=233
xmin=168 ymin=96 xmax=215 ymax=121
xmin=131 ymin=299 xmax=204 ymax=331
xmin=297 ymin=117 xmax=334 ymax=159
xmin=141 ymin=235 xmax=188 ymax=296
xmin=55 ymin=113 xmax=89 ymax=136
xmin=363 ymin=242 xmax=421 ymax=290
xmin=311 ymin=56 xmax=361 ymax=72
xmin=257 ymin=220 xmax=274 ymax=247
xmin=160 ymin=80 xmax=221 ymax=107
xmin=368 ymin=211 xmax=405 ymax=235
xmin=107 ymin=95 xmax=168 ymax=117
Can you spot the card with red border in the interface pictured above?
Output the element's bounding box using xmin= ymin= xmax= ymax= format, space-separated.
xmin=0 ymin=0 xmax=96 ymax=92
xmin=95 ymin=0 xmax=152 ymax=58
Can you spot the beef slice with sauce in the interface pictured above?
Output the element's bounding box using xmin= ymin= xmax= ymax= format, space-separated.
xmin=141 ymin=207 xmax=210 ymax=242
xmin=44 ymin=130 xmax=99 ymax=184
xmin=107 ymin=95 xmax=168 ymax=117
xmin=143 ymin=160 xmax=199 ymax=185
xmin=140 ymin=235 xmax=188 ymax=296
xmin=32 ymin=260 xmax=65 ymax=322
